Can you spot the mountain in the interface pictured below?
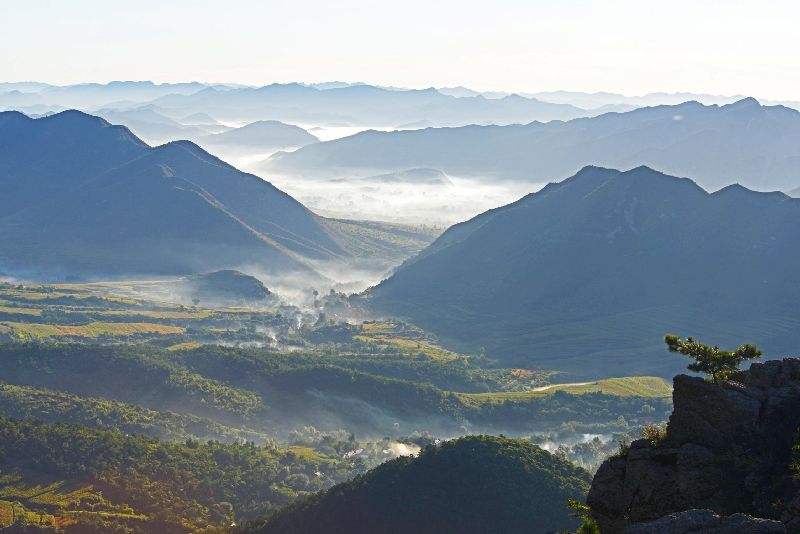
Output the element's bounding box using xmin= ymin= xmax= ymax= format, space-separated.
xmin=245 ymin=435 xmax=591 ymax=534
xmin=197 ymin=120 xmax=318 ymax=153
xmin=528 ymin=90 xmax=746 ymax=109
xmin=148 ymin=83 xmax=592 ymax=127
xmin=267 ymin=98 xmax=800 ymax=192
xmin=530 ymin=90 xmax=800 ymax=112
xmin=0 ymin=109 xmax=150 ymax=214
xmin=96 ymin=106 xmax=212 ymax=144
xmin=0 ymin=80 xmax=210 ymax=109
xmin=437 ymin=86 xmax=483 ymax=98
xmin=0 ymin=110 xmax=359 ymax=279
xmin=436 ymin=87 xmax=760 ymax=109
xmin=363 ymin=166 xmax=800 ymax=378
xmin=0 ymin=82 xmax=54 ymax=93
xmin=789 ymin=186 xmax=800 ymax=198
xmin=180 ymin=111 xmax=221 ymax=125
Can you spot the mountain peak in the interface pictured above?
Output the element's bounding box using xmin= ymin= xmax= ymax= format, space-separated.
xmin=624 ymin=164 xmax=668 ymax=176
xmin=44 ymin=109 xmax=111 ymax=127
xmin=153 ymin=139 xmax=224 ymax=165
xmin=722 ymin=96 xmax=761 ymax=110
xmin=0 ymin=110 xmax=32 ymax=126
xmin=713 ymin=182 xmax=790 ymax=204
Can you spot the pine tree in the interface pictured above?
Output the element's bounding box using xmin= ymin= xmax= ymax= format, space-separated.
xmin=665 ymin=334 xmax=761 ymax=382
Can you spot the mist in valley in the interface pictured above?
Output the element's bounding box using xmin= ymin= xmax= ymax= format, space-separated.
xmin=262 ymin=172 xmax=538 ymax=226
xmin=4 ymin=2 xmax=800 ymax=529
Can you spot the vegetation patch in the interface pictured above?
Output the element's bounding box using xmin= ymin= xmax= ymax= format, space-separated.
xmin=93 ymin=309 xmax=213 ymax=320
xmin=0 ymin=417 xmax=355 ymax=531
xmin=354 ymin=334 xmax=462 ymax=362
xmin=457 ymin=377 xmax=672 ymax=406
xmin=0 ymin=321 xmax=185 ymax=340
xmin=167 ymin=341 xmax=204 ymax=351
xmin=0 ymin=304 xmax=42 ymax=316
xmin=245 ymin=435 xmax=591 ymax=534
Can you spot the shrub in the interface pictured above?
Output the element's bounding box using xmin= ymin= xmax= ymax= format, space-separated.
xmin=641 ymin=423 xmax=667 ymax=446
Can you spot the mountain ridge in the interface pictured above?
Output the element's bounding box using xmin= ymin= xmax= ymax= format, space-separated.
xmin=266 ymin=98 xmax=800 ymax=192
xmin=363 ymin=165 xmax=800 ymax=377
xmin=0 ymin=110 xmax=420 ymax=280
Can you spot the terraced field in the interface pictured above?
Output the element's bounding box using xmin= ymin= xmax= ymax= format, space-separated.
xmin=0 ymin=304 xmax=41 ymax=316
xmin=0 ymin=282 xmax=254 ymax=347
xmin=91 ymin=309 xmax=213 ymax=319
xmin=0 ymin=321 xmax=185 ymax=340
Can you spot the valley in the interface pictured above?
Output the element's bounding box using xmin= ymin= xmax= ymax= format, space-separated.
xmin=2 ymin=13 xmax=800 ymax=529
xmin=0 ymin=279 xmax=669 ymax=531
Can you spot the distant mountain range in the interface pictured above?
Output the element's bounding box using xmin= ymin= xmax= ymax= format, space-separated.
xmin=147 ymin=83 xmax=596 ymax=127
xmin=0 ymin=81 xmax=210 ymax=109
xmin=436 ymin=86 xmax=800 ymax=110
xmin=3 ymin=81 xmax=598 ymax=127
xmin=96 ymin=108 xmax=319 ymax=153
xmin=95 ymin=106 xmax=214 ymax=145
xmin=268 ymin=98 xmax=800 ymax=192
xmin=196 ymin=120 xmax=318 ymax=154
xmin=0 ymin=110 xmax=432 ymax=280
xmin=5 ymin=81 xmax=799 ymax=129
xmin=363 ymin=166 xmax=800 ymax=378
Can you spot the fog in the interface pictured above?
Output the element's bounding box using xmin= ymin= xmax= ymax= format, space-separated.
xmin=255 ymin=172 xmax=538 ymax=227
xmin=170 ymin=115 xmax=541 ymax=227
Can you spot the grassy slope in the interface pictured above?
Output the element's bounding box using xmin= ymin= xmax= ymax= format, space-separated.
xmin=457 ymin=377 xmax=672 ymax=406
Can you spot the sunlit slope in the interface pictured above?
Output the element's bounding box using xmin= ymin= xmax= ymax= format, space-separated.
xmin=457 ymin=377 xmax=672 ymax=406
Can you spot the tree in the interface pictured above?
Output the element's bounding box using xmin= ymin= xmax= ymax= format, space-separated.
xmin=665 ymin=334 xmax=762 ymax=382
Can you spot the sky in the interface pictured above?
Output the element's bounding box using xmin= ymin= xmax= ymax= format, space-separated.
xmin=2 ymin=0 xmax=799 ymax=100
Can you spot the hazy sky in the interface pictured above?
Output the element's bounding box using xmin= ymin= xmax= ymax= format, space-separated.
xmin=3 ymin=0 xmax=799 ymax=100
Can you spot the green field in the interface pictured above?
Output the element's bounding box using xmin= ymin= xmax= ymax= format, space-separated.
xmin=457 ymin=376 xmax=672 ymax=406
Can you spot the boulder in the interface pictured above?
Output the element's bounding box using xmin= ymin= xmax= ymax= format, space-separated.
xmin=625 ymin=509 xmax=785 ymax=533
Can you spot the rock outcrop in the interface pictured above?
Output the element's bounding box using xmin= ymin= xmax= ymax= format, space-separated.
xmin=587 ymin=358 xmax=800 ymax=533
xmin=625 ymin=509 xmax=785 ymax=533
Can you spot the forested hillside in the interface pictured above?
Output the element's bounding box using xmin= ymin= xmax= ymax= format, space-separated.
xmin=245 ymin=435 xmax=591 ymax=534
xmin=0 ymin=416 xmax=354 ymax=532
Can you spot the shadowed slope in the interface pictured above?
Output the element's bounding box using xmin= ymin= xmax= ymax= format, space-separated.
xmin=365 ymin=166 xmax=800 ymax=377
xmin=246 ymin=435 xmax=591 ymax=534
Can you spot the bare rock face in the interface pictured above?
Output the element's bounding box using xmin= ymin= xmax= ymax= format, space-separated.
xmin=624 ymin=509 xmax=785 ymax=533
xmin=587 ymin=358 xmax=800 ymax=533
